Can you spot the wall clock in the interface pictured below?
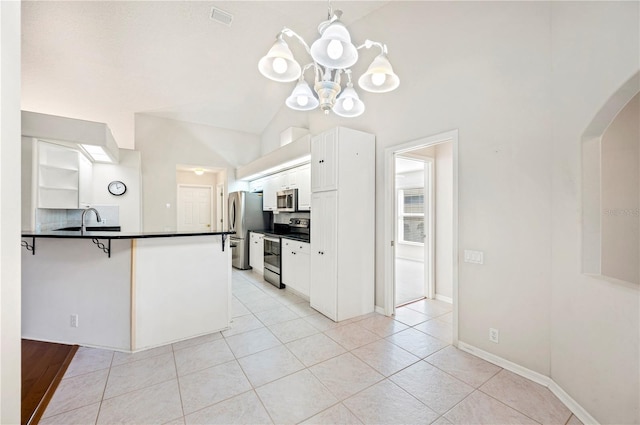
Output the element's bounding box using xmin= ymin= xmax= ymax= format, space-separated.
xmin=108 ymin=180 xmax=127 ymax=196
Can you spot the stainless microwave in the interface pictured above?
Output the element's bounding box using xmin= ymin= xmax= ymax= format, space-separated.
xmin=276 ymin=189 xmax=297 ymax=212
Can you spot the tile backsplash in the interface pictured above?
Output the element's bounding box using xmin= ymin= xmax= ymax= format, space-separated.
xmin=36 ymin=205 xmax=120 ymax=231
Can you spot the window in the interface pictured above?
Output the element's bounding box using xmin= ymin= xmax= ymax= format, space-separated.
xmin=398 ymin=188 xmax=425 ymax=244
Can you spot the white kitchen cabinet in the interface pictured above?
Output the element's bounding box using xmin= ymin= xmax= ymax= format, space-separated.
xmin=252 ymin=163 xmax=311 ymax=211
xmin=78 ymin=152 xmax=93 ymax=208
xmin=309 ymin=127 xmax=375 ymax=322
xmin=282 ymin=238 xmax=310 ymax=298
xmin=311 ymin=129 xmax=338 ymax=192
xmin=37 ymin=141 xmax=81 ymax=209
xmin=297 ymin=164 xmax=311 ymax=211
xmin=36 ymin=141 xmax=94 ymax=209
xmin=262 ymin=175 xmax=277 ymax=212
xmin=280 ymin=168 xmax=298 ymax=190
xmin=249 ymin=232 xmax=264 ymax=274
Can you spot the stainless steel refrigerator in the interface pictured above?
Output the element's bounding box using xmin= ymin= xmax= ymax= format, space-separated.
xmin=228 ymin=191 xmax=270 ymax=269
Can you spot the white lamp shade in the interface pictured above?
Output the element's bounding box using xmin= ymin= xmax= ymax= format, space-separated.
xmin=285 ymin=81 xmax=319 ymax=111
xmin=310 ymin=22 xmax=358 ymax=69
xmin=258 ymin=39 xmax=302 ymax=82
xmin=333 ymin=86 xmax=365 ymax=117
xmin=358 ymin=54 xmax=400 ymax=93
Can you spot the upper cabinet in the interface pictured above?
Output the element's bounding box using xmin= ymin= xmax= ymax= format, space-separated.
xmin=311 ymin=129 xmax=338 ymax=192
xmin=254 ymin=163 xmax=311 ymax=212
xmin=280 ymin=168 xmax=298 ymax=190
xmin=36 ymin=141 xmax=93 ymax=209
xmin=262 ymin=175 xmax=278 ymax=212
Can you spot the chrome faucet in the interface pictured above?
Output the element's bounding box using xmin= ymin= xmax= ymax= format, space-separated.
xmin=81 ymin=208 xmax=102 ymax=232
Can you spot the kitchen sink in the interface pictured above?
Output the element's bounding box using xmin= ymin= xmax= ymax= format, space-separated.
xmin=54 ymin=226 xmax=121 ymax=232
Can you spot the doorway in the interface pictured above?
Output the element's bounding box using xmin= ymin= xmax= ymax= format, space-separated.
xmin=394 ymin=155 xmax=434 ymax=306
xmin=177 ymin=185 xmax=213 ymax=232
xmin=384 ymin=130 xmax=459 ymax=344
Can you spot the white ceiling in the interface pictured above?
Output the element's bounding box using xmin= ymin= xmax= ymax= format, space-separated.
xmin=21 ymin=1 xmax=390 ymax=148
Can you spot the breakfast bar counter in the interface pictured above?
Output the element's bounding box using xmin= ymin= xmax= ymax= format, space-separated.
xmin=21 ymin=230 xmax=234 ymax=352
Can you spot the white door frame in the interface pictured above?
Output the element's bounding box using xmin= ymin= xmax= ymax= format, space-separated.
xmin=176 ymin=184 xmax=214 ymax=231
xmin=394 ymin=155 xmax=435 ymax=302
xmin=216 ymin=182 xmax=225 ymax=231
xmin=384 ymin=129 xmax=459 ymax=345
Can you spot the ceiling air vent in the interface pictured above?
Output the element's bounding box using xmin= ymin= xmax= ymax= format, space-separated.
xmin=210 ymin=7 xmax=233 ymax=26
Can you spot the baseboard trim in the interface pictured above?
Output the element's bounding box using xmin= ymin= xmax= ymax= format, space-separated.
xmin=458 ymin=341 xmax=599 ymax=425
xmin=375 ymin=306 xmax=386 ymax=315
xmin=435 ymin=294 xmax=453 ymax=304
xmin=458 ymin=341 xmax=550 ymax=387
xmin=548 ymin=380 xmax=600 ymax=425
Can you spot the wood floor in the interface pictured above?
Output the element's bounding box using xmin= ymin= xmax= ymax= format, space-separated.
xmin=21 ymin=339 xmax=78 ymax=425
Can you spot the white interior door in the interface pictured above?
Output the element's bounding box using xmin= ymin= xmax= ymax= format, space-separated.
xmin=177 ymin=185 xmax=213 ymax=232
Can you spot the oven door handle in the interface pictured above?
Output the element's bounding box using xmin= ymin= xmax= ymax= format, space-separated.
xmin=264 ymin=236 xmax=280 ymax=243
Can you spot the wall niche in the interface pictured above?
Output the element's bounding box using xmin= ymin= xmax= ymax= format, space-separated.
xmin=582 ymin=74 xmax=639 ymax=285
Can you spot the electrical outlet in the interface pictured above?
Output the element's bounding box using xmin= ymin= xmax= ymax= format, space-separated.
xmin=70 ymin=314 xmax=79 ymax=328
xmin=489 ymin=327 xmax=499 ymax=343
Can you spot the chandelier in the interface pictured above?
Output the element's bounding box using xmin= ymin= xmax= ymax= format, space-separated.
xmin=258 ymin=7 xmax=399 ymax=118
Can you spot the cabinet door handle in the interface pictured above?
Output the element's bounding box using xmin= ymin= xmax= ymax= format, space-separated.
xmin=292 ymin=251 xmax=296 ymax=255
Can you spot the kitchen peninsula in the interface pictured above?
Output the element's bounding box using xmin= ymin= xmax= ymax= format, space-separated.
xmin=21 ymin=230 xmax=233 ymax=352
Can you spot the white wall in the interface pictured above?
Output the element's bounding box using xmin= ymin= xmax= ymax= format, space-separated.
xmin=91 ymin=149 xmax=143 ymax=232
xmin=435 ymin=143 xmax=453 ymax=299
xmin=549 ymin=2 xmax=639 ymax=423
xmin=135 ymin=114 xmax=261 ymax=231
xmin=0 ymin=1 xmax=22 ymax=422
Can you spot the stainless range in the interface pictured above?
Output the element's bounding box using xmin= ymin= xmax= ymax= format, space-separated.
xmin=263 ymin=218 xmax=310 ymax=288
xmin=263 ymin=235 xmax=282 ymax=288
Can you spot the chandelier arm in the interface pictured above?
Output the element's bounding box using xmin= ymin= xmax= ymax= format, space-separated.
xmin=301 ymin=63 xmax=315 ymax=74
xmin=280 ymin=27 xmax=326 ymax=79
xmin=356 ymin=39 xmax=387 ymax=54
xmin=344 ymin=69 xmax=354 ymax=85
xmin=333 ymin=69 xmax=343 ymax=85
xmin=281 ymin=28 xmax=312 ymax=56
xmin=298 ymin=62 xmax=321 ymax=84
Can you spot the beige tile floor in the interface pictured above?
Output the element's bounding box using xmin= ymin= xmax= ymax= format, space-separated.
xmin=40 ymin=269 xmax=583 ymax=425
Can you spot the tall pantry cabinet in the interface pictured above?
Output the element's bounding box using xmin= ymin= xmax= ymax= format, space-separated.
xmin=310 ymin=127 xmax=375 ymax=322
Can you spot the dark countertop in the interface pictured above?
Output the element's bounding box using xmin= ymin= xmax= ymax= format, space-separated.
xmin=22 ymin=230 xmax=235 ymax=240
xmin=250 ymin=229 xmax=310 ymax=243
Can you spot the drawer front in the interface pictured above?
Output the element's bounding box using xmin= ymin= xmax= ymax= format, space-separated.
xmin=282 ymin=238 xmax=310 ymax=254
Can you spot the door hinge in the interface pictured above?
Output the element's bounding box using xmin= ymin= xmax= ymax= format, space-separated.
xmin=391 ymin=240 xmax=395 ymax=247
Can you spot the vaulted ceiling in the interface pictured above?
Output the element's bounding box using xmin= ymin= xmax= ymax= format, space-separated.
xmin=21 ymin=1 xmax=390 ymax=148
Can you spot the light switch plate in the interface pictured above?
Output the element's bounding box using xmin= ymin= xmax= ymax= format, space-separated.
xmin=464 ymin=250 xmax=484 ymax=264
